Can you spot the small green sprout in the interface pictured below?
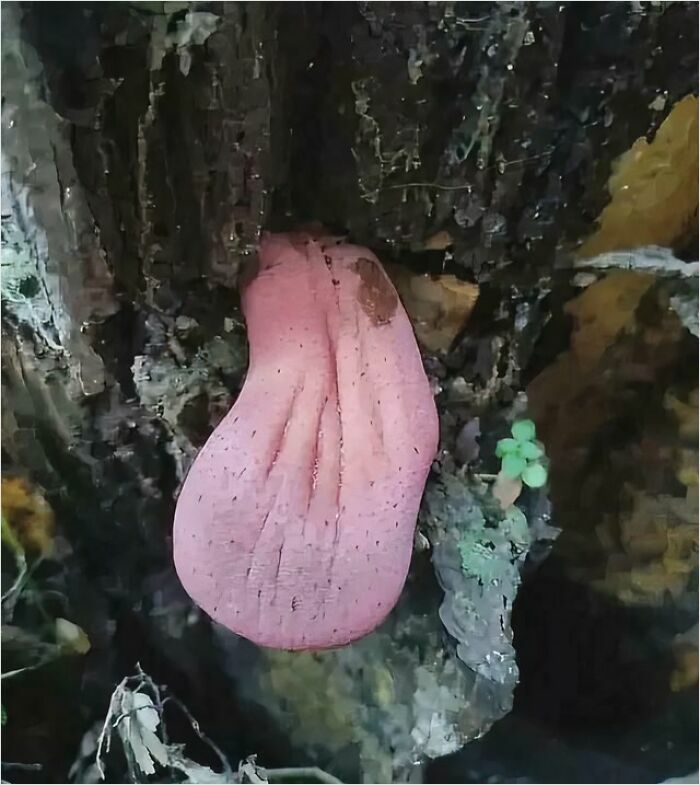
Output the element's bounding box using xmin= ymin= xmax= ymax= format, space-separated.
xmin=496 ymin=419 xmax=548 ymax=488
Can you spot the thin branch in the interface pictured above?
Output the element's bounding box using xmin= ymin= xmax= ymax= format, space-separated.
xmin=0 ymin=762 xmax=43 ymax=772
xmin=383 ymin=151 xmax=553 ymax=192
xmin=96 ymin=677 xmax=127 ymax=780
xmin=262 ymin=766 xmax=343 ymax=784
xmin=162 ymin=694 xmax=233 ymax=777
xmin=0 ymin=558 xmax=27 ymax=609
xmin=0 ymin=649 xmax=61 ymax=680
xmin=385 ymin=181 xmax=473 ymax=192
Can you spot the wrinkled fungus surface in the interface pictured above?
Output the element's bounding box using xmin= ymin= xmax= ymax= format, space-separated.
xmin=174 ymin=232 xmax=439 ymax=649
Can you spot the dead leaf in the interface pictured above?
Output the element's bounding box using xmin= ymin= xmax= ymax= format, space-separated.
xmin=584 ymin=487 xmax=699 ymax=606
xmin=455 ymin=418 xmax=481 ymax=464
xmin=117 ymin=691 xmax=168 ymax=776
xmin=238 ymin=756 xmax=268 ymax=784
xmin=492 ymin=472 xmax=522 ymax=510
xmin=580 ymin=94 xmax=698 ymax=257
xmin=1 ymin=477 xmax=54 ymax=557
xmin=423 ymin=230 xmax=454 ymax=251
xmin=55 ymin=618 xmax=91 ymax=655
xmin=386 ymin=264 xmax=479 ymax=352
xmin=527 ymin=272 xmax=660 ymax=460
xmin=566 ymin=271 xmax=655 ymax=367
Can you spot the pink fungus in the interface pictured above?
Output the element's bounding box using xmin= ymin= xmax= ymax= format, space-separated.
xmin=173 ymin=231 xmax=439 ymax=649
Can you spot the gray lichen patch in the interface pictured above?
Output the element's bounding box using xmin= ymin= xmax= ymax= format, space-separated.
xmin=1 ymin=3 xmax=117 ymax=395
xmin=132 ymin=315 xmax=247 ymax=477
xmin=149 ymin=10 xmax=221 ymax=75
xmin=421 ymin=472 xmax=542 ymax=697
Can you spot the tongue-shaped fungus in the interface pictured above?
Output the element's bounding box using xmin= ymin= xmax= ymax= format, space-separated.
xmin=173 ymin=231 xmax=439 ymax=650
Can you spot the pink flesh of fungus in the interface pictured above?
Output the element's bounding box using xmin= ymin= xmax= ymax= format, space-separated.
xmin=173 ymin=231 xmax=439 ymax=650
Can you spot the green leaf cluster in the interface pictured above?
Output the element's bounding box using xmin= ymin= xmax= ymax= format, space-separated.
xmin=495 ymin=419 xmax=548 ymax=488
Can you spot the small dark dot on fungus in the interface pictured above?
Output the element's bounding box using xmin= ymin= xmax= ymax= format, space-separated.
xmin=257 ymin=589 xmax=262 ymax=597
xmin=375 ymin=540 xmax=379 ymax=545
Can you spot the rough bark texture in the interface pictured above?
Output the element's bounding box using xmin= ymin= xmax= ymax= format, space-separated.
xmin=1 ymin=2 xmax=697 ymax=783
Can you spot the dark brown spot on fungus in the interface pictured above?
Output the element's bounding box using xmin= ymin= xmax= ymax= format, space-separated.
xmin=353 ymin=257 xmax=398 ymax=326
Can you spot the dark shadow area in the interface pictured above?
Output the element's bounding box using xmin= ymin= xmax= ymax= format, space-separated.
xmin=427 ymin=559 xmax=698 ymax=784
